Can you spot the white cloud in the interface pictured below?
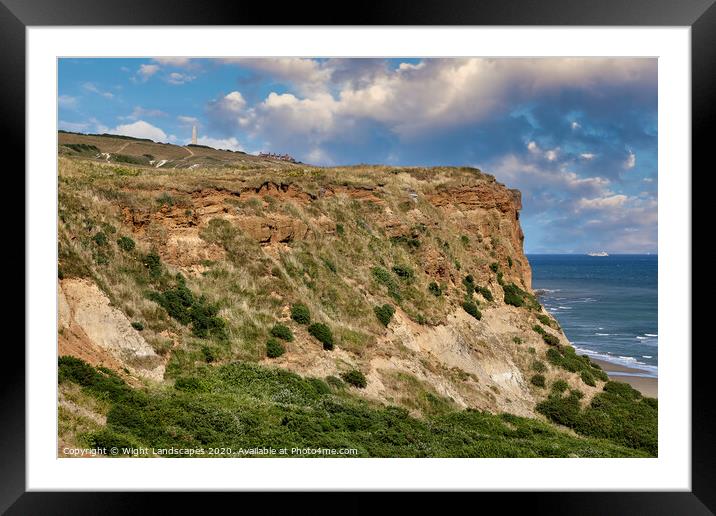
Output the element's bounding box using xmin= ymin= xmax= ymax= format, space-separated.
xmin=221 ymin=58 xmax=331 ymax=93
xmin=576 ymin=194 xmax=629 ymax=210
xmin=571 ymin=121 xmax=581 ymax=130
xmin=166 ymin=72 xmax=195 ymax=85
xmin=545 ymin=149 xmax=559 ymax=161
xmin=527 ymin=141 xmax=539 ymax=153
xmin=153 ymin=57 xmax=192 ymax=67
xmin=580 ymin=152 xmax=596 ymax=160
xmin=82 ymin=82 xmax=114 ymax=99
xmin=624 ymin=149 xmax=636 ymax=169
xmin=193 ymin=136 xmax=243 ymax=152
xmin=58 ymin=95 xmax=78 ymax=109
xmin=135 ymin=64 xmax=160 ymax=82
xmin=111 ymin=120 xmax=168 ymax=142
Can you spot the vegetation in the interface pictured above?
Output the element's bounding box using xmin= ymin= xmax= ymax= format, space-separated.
xmin=477 ymin=286 xmax=493 ymax=302
xmin=308 ymin=323 xmax=334 ymax=350
xmin=530 ymin=374 xmax=546 ymax=388
xmin=504 ymin=282 xmax=540 ymax=309
xmin=428 ymin=282 xmax=442 ymax=297
xmin=266 ymin=338 xmax=286 ymax=358
xmin=148 ymin=280 xmax=226 ymax=340
xmin=59 ymin=357 xmax=651 ymax=458
xmin=270 ymin=324 xmax=294 ymax=342
xmin=551 ymin=379 xmax=568 ymax=394
xmin=374 ymin=304 xmax=396 ymax=327
xmin=290 ymin=303 xmax=311 ymax=325
xmin=130 ymin=322 xmax=144 ymax=331
xmin=545 ymin=347 xmax=608 ymax=382
xmin=341 ymin=369 xmax=368 ymax=389
xmin=462 ymin=300 xmax=482 ymax=320
xmin=117 ymin=236 xmax=136 ymax=252
xmin=533 ymin=324 xmax=560 ymax=346
xmin=537 ymin=381 xmax=657 ymax=455
xmin=531 ymin=360 xmax=546 ymax=373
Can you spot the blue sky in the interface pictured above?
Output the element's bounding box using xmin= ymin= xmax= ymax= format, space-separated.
xmin=58 ymin=57 xmax=657 ymax=254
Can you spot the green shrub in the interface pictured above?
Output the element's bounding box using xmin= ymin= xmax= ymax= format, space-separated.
xmin=372 ymin=266 xmax=401 ymax=301
xmin=290 ymin=303 xmax=311 ymax=325
xmin=462 ymin=275 xmax=475 ymax=296
xmin=266 ymin=338 xmax=286 ymax=358
xmin=537 ymin=314 xmax=553 ymax=327
xmin=142 ymin=252 xmax=162 ymax=279
xmin=117 ymin=236 xmax=136 ymax=252
xmin=428 ymin=282 xmax=442 ymax=297
xmin=270 ymin=324 xmax=294 ymax=342
xmin=531 ymin=374 xmax=546 ymax=388
xmin=513 ymin=336 xmax=522 ymax=345
xmin=462 ymin=300 xmax=482 ymax=320
xmin=551 ymin=379 xmax=569 ymax=394
xmin=131 ymin=321 xmax=144 ymax=331
xmin=490 ymin=262 xmax=499 ymax=273
xmin=392 ymin=264 xmax=414 ymax=281
xmin=580 ymin=370 xmax=596 ymax=387
xmin=374 ymin=304 xmax=396 ymax=327
xmin=92 ymin=231 xmax=108 ymax=246
xmin=308 ymin=323 xmax=334 ymax=350
xmin=528 ymin=347 xmax=536 ymax=354
xmin=477 ymin=286 xmax=494 ymax=301
xmin=542 ymin=333 xmax=560 ymax=346
xmin=460 ymin=235 xmax=470 ymax=246
xmin=504 ymin=283 xmax=525 ymax=307
xmin=335 ymin=224 xmax=345 ymax=236
xmin=532 ymin=360 xmax=546 ymax=373
xmin=507 ymin=257 xmax=513 ymax=268
xmin=341 ymin=369 xmax=367 ymax=388
xmin=148 ymin=282 xmax=226 ymax=339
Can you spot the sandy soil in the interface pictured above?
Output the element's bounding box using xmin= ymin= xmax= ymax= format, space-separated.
xmin=591 ymin=358 xmax=658 ymax=398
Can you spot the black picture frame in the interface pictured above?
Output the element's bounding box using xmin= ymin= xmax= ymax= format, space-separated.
xmin=3 ymin=0 xmax=710 ymax=513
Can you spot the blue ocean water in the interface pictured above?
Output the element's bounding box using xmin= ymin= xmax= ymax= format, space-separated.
xmin=528 ymin=254 xmax=657 ymax=378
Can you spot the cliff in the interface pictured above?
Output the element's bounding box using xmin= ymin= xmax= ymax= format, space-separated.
xmin=57 ymin=137 xmax=608 ymax=419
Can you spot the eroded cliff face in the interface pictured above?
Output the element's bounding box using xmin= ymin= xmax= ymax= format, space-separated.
xmin=58 ymin=158 xmax=603 ymax=418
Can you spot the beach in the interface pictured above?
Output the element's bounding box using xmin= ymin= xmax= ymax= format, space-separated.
xmin=591 ymin=358 xmax=658 ymax=398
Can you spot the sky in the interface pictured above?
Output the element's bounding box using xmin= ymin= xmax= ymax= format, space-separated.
xmin=58 ymin=57 xmax=657 ymax=254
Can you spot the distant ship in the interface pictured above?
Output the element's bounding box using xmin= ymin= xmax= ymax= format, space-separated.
xmin=587 ymin=251 xmax=609 ymax=257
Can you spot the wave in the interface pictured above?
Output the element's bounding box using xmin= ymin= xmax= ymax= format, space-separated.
xmin=635 ymin=336 xmax=648 ymax=340
xmin=645 ymin=333 xmax=658 ymax=337
xmin=571 ymin=345 xmax=658 ymax=377
xmin=595 ymin=333 xmax=611 ymax=336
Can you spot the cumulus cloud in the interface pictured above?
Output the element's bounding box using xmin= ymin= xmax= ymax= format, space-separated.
xmin=111 ymin=120 xmax=168 ymax=141
xmin=137 ymin=64 xmax=160 ymax=81
xmin=192 ymin=136 xmax=243 ymax=151
xmin=580 ymin=153 xmax=596 ymax=160
xmin=166 ymin=72 xmax=195 ymax=85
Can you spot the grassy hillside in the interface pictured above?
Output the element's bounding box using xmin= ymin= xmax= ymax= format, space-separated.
xmin=57 ymin=134 xmax=657 ymax=457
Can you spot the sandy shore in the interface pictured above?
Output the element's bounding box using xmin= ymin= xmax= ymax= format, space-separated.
xmin=591 ymin=358 xmax=658 ymax=398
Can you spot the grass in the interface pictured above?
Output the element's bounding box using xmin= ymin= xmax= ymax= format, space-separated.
xmin=537 ymin=380 xmax=657 ymax=455
xmin=60 ymin=356 xmax=651 ymax=458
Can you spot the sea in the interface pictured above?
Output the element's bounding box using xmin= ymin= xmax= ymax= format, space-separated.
xmin=528 ymin=254 xmax=657 ymax=378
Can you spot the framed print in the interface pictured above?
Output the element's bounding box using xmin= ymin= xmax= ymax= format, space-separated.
xmin=3 ymin=0 xmax=712 ymax=512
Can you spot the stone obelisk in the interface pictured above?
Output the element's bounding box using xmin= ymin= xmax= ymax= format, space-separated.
xmin=191 ymin=125 xmax=197 ymax=145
